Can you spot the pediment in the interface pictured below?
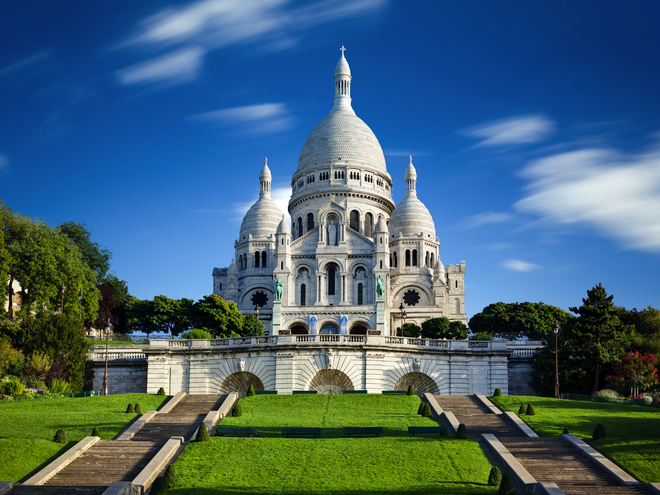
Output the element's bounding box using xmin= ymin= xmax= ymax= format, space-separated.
xmin=345 ymin=228 xmax=375 ymax=247
xmin=317 ymin=200 xmax=346 ymax=222
xmin=291 ymin=227 xmax=319 ymax=251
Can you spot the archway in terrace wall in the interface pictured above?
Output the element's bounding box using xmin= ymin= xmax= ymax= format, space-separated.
xmin=308 ymin=370 xmax=354 ymax=395
xmin=219 ymin=372 xmax=265 ymax=397
xmin=395 ymin=372 xmax=439 ymax=395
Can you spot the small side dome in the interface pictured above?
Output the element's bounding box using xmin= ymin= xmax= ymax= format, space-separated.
xmin=227 ymin=258 xmax=238 ymax=276
xmin=375 ymin=215 xmax=388 ymax=233
xmin=388 ymin=196 xmax=436 ymax=238
xmin=239 ymin=197 xmax=284 ymax=240
xmin=276 ymin=215 xmax=290 ymax=234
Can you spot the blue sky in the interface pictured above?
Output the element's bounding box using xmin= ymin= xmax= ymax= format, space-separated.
xmin=2 ymin=1 xmax=660 ymax=319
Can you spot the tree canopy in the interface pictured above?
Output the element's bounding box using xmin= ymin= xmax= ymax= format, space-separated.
xmin=420 ymin=317 xmax=468 ymax=340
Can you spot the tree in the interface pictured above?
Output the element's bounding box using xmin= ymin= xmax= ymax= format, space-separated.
xmin=469 ymin=301 xmax=573 ymax=340
xmin=396 ymin=323 xmax=421 ymax=338
xmin=191 ymin=295 xmax=243 ymax=338
xmin=242 ymin=314 xmax=264 ymax=336
xmin=151 ymin=295 xmax=194 ymax=336
xmin=124 ymin=297 xmax=157 ymax=336
xmin=606 ymin=351 xmax=658 ymax=396
xmin=57 ymin=222 xmax=111 ymax=282
xmin=421 ymin=317 xmax=468 ymax=340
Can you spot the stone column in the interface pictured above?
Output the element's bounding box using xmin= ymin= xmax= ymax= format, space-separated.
xmin=315 ymin=273 xmax=322 ymax=305
xmin=340 ymin=273 xmax=347 ymax=305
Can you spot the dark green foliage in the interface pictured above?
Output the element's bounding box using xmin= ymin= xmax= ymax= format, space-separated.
xmin=164 ymin=465 xmax=179 ymax=489
xmin=196 ymin=421 xmax=210 ymax=442
xmin=406 ymin=385 xmax=415 ymax=396
xmin=518 ymin=403 xmax=526 ymax=415
xmin=150 ymin=476 xmax=169 ymax=495
xmin=526 ymin=403 xmax=535 ymax=416
xmin=456 ymin=423 xmax=469 ymax=439
xmin=157 ymin=387 xmax=166 ymax=396
xmin=180 ymin=328 xmax=211 ymax=339
xmin=562 ymin=427 xmax=569 ymax=435
xmin=593 ymin=423 xmax=607 ymax=440
xmin=53 ymin=429 xmax=67 ymax=444
xmin=134 ymin=403 xmax=143 ymax=415
xmin=92 ymin=426 xmax=100 ymax=437
xmin=417 ymin=402 xmax=425 ymax=415
xmin=126 ymin=403 xmax=135 ymax=413
xmin=421 ymin=403 xmax=432 ymax=417
xmin=247 ymin=384 xmax=255 ymax=397
xmin=232 ymin=402 xmax=243 ymax=417
xmin=243 ymin=314 xmax=264 ymax=336
xmin=488 ymin=466 xmax=502 ymax=486
xmin=190 ymin=294 xmax=243 ymax=338
xmin=498 ymin=472 xmax=515 ymax=495
xmin=395 ymin=323 xmax=421 ymax=337
xmin=493 ymin=388 xmax=502 ymax=397
xmin=420 ymin=317 xmax=468 ymax=340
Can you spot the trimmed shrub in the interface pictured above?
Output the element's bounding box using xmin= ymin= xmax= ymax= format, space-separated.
xmin=562 ymin=427 xmax=569 ymax=435
xmin=157 ymin=387 xmax=166 ymax=396
xmin=54 ymin=429 xmax=67 ymax=444
xmin=196 ymin=421 xmax=210 ymax=442
xmin=493 ymin=388 xmax=502 ymax=397
xmin=48 ymin=378 xmax=72 ymax=395
xmin=232 ymin=402 xmax=243 ymax=417
xmin=164 ymin=465 xmax=179 ymax=489
xmin=637 ymin=396 xmax=653 ymax=406
xmin=150 ymin=476 xmax=169 ymax=495
xmin=518 ymin=403 xmax=526 ymax=415
xmin=455 ymin=423 xmax=469 ymax=439
xmin=406 ymin=385 xmax=415 ymax=396
xmin=1 ymin=379 xmax=24 ymax=397
xmin=593 ymin=423 xmax=607 ymax=440
xmin=498 ymin=472 xmax=515 ymax=495
xmin=595 ymin=389 xmax=619 ymax=399
xmin=421 ymin=403 xmax=432 ymax=418
xmin=247 ymin=384 xmax=255 ymax=397
xmin=417 ymin=402 xmax=425 ymax=415
xmin=488 ymin=466 xmax=502 ymax=486
xmin=126 ymin=403 xmax=135 ymax=413
xmin=92 ymin=426 xmax=100 ymax=437
xmin=134 ymin=403 xmax=143 ymax=415
xmin=526 ymin=403 xmax=536 ymax=416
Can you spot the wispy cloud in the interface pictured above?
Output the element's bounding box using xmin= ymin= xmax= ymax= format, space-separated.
xmin=190 ymin=103 xmax=293 ymax=135
xmin=485 ymin=242 xmax=511 ymax=250
xmin=0 ymin=50 xmax=52 ymax=78
xmin=501 ymin=259 xmax=541 ymax=272
xmin=116 ymin=47 xmax=204 ymax=85
xmin=467 ymin=211 xmax=513 ymax=228
xmin=515 ymin=145 xmax=660 ymax=254
xmin=232 ymin=185 xmax=291 ymax=224
xmin=0 ymin=155 xmax=9 ymax=170
xmin=461 ymin=114 xmax=555 ymax=147
xmin=117 ymin=0 xmax=387 ymax=86
xmin=384 ymin=150 xmax=429 ymax=157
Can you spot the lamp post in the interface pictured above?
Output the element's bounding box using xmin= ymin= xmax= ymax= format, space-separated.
xmin=398 ymin=303 xmax=407 ymax=339
xmin=102 ymin=318 xmax=112 ymax=396
xmin=254 ymin=304 xmax=261 ymax=336
xmin=60 ymin=284 xmax=66 ymax=314
xmin=552 ymin=320 xmax=561 ymax=399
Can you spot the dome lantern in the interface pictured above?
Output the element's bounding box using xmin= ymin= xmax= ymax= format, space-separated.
xmin=260 ymin=157 xmax=272 ymax=198
xmin=405 ymin=155 xmax=417 ymax=197
xmin=333 ymin=45 xmax=353 ymax=112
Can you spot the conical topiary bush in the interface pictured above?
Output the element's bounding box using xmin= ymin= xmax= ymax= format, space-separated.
xmin=157 ymin=387 xmax=166 ymax=396
xmin=150 ymin=477 xmax=169 ymax=495
xmin=562 ymin=427 xmax=569 ymax=435
xmin=518 ymin=403 xmax=526 ymax=415
xmin=134 ymin=403 xmax=143 ymax=415
xmin=232 ymin=402 xmax=243 ymax=417
xmin=196 ymin=422 xmax=210 ymax=442
xmin=488 ymin=466 xmax=502 ymax=486
xmin=406 ymin=385 xmax=415 ymax=396
xmin=456 ymin=423 xmax=469 ymax=439
xmin=247 ymin=384 xmax=255 ymax=397
xmin=126 ymin=403 xmax=135 ymax=413
xmin=526 ymin=403 xmax=535 ymax=416
xmin=593 ymin=423 xmax=607 ymax=440
xmin=417 ymin=402 xmax=425 ymax=415
xmin=164 ymin=465 xmax=179 ymax=489
xmin=493 ymin=388 xmax=502 ymax=397
xmin=92 ymin=426 xmax=100 ymax=437
xmin=421 ymin=403 xmax=432 ymax=418
xmin=498 ymin=472 xmax=515 ymax=495
xmin=54 ymin=429 xmax=67 ymax=444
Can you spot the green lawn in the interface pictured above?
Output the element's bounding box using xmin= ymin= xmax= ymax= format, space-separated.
xmin=173 ymin=395 xmax=498 ymax=495
xmin=0 ymin=393 xmax=169 ymax=482
xmin=490 ymin=395 xmax=660 ymax=483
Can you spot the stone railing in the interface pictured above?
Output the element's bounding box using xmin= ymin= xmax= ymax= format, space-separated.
xmin=91 ymin=351 xmax=147 ymax=361
xmin=510 ymin=348 xmax=539 ymax=357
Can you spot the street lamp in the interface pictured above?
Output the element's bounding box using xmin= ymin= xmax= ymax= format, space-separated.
xmin=398 ymin=303 xmax=407 ymax=339
xmin=254 ymin=304 xmax=261 ymax=336
xmin=102 ymin=318 xmax=112 ymax=396
xmin=552 ymin=320 xmax=561 ymax=399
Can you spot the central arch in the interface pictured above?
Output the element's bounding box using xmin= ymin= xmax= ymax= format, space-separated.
xmin=219 ymin=372 xmax=265 ymax=397
xmin=395 ymin=372 xmax=439 ymax=395
xmin=308 ymin=370 xmax=354 ymax=394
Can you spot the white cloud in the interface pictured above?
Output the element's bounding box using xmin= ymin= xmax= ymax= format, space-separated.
xmin=0 ymin=155 xmax=9 ymax=170
xmin=232 ymin=186 xmax=291 ymax=224
xmin=461 ymin=114 xmax=555 ymax=147
xmin=515 ymin=146 xmax=660 ymax=253
xmin=116 ymin=47 xmax=204 ymax=85
xmin=0 ymin=50 xmax=52 ymax=78
xmin=467 ymin=211 xmax=513 ymax=228
xmin=190 ymin=103 xmax=293 ymax=135
xmin=485 ymin=242 xmax=511 ymax=250
xmin=117 ymin=0 xmax=387 ymax=85
xmin=501 ymin=259 xmax=541 ymax=272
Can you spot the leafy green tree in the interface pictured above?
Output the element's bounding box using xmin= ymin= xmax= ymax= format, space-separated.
xmin=396 ymin=323 xmax=421 ymax=338
xmin=242 ymin=314 xmax=264 ymax=336
xmin=469 ymin=301 xmax=573 ymax=340
xmin=151 ymin=295 xmax=194 ymax=336
xmin=57 ymin=221 xmax=111 ymax=282
xmin=181 ymin=328 xmax=212 ymax=339
xmin=420 ymin=317 xmax=468 ymax=340
xmin=125 ymin=297 xmax=157 ymax=336
xmin=191 ymin=295 xmax=243 ymax=338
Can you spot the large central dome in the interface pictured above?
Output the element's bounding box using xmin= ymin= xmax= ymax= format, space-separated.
xmin=296 ymin=49 xmax=387 ymax=175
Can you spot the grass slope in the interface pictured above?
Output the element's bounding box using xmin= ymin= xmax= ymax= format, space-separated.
xmin=490 ymin=395 xmax=660 ymax=483
xmin=0 ymin=393 xmax=169 ymax=482
xmin=174 ymin=395 xmax=497 ymax=494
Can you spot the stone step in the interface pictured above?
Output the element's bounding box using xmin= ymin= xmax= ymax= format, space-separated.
xmin=9 ymin=487 xmax=106 ymax=495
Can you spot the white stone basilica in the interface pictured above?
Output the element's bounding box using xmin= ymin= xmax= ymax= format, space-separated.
xmin=212 ymin=49 xmax=467 ymax=337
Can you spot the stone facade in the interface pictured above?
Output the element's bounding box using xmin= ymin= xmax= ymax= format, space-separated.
xmin=92 ymin=361 xmax=148 ymax=395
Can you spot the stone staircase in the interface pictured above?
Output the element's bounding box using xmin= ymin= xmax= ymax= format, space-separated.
xmin=434 ymin=395 xmax=654 ymax=495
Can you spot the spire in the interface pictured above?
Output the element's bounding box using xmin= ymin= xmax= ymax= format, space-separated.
xmin=259 ymin=157 xmax=271 ymax=198
xmin=333 ymin=45 xmax=354 ymax=113
xmin=404 ymin=155 xmax=417 ymax=197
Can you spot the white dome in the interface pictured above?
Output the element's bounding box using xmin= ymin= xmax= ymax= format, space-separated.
xmin=388 ymin=195 xmax=436 ymax=238
xmin=239 ymin=196 xmax=283 ymax=240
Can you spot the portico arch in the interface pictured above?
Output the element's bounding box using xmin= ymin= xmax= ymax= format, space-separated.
xmin=349 ymin=322 xmax=368 ymax=335
xmin=308 ymin=369 xmax=354 ymax=394
xmin=394 ymin=372 xmax=439 ymax=395
xmin=219 ymin=372 xmax=265 ymax=397
xmin=290 ymin=323 xmax=309 ymax=334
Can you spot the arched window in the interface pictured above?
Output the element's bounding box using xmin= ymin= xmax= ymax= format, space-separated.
xmin=455 ymin=298 xmax=460 ymax=313
xmin=297 ymin=218 xmax=303 ymax=238
xmin=261 ymin=251 xmax=267 ymax=268
xmin=357 ymin=283 xmax=363 ymax=305
xmin=364 ymin=212 xmax=373 ymax=237
xmin=350 ymin=210 xmax=360 ymax=232
xmin=254 ymin=252 xmax=260 ymax=268
xmin=380 ymin=260 xmax=383 ymax=269
xmin=307 ymin=213 xmax=314 ymax=232
xmin=300 ymin=284 xmax=306 ymax=306
xmin=389 ymin=254 xmax=392 ymax=267
xmin=455 ymin=280 xmax=458 ymax=288
xmin=394 ymin=252 xmax=398 ymax=268
xmin=238 ymin=255 xmax=242 ymax=270
xmin=412 ymin=249 xmax=418 ymax=267
xmin=430 ymin=253 xmax=434 ymax=268
xmin=328 ymin=266 xmax=336 ymax=296
xmin=280 ymin=261 xmax=283 ymax=270
xmin=405 ymin=250 xmax=411 ymax=267
xmin=425 ymin=252 xmax=429 ymax=267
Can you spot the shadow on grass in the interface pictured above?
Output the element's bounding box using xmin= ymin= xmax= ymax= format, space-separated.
xmin=170 ymin=486 xmax=494 ymax=495
xmin=18 ymin=441 xmax=75 ymax=483
xmin=214 ymin=425 xmax=447 ymax=439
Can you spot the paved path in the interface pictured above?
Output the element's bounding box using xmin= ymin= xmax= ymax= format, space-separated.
xmin=434 ymin=395 xmax=653 ymax=495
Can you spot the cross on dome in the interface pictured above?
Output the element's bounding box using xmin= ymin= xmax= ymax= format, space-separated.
xmin=340 ymin=44 xmax=346 ymax=57
xmin=264 ymin=157 xmax=268 ymax=165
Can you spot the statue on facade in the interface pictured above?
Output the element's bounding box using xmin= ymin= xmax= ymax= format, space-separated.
xmin=239 ymin=358 xmax=246 ymax=372
xmin=376 ymin=275 xmax=385 ymax=300
xmin=326 ymin=348 xmax=334 ymax=370
xmin=328 ymin=219 xmax=338 ymax=246
xmin=272 ymin=274 xmax=283 ymax=301
xmin=413 ymin=358 xmax=421 ymax=373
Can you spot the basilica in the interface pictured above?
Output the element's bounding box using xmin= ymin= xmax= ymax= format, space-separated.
xmin=212 ymin=49 xmax=466 ymax=337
